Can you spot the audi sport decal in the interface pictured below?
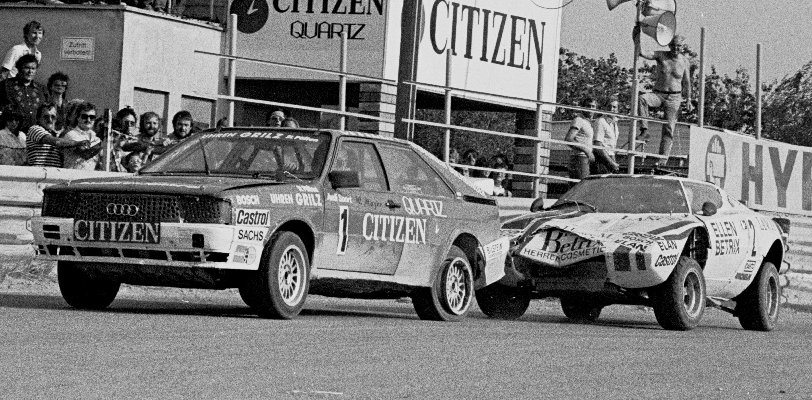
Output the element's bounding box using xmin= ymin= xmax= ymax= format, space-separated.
xmin=73 ymin=220 xmax=160 ymax=243
xmin=327 ymin=193 xmax=353 ymax=204
xmin=235 ymin=209 xmax=271 ymax=226
xmin=362 ymin=213 xmax=426 ymax=244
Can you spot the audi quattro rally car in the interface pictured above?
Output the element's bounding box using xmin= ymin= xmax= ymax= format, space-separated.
xmin=31 ymin=128 xmax=510 ymax=321
xmin=476 ymin=175 xmax=789 ymax=331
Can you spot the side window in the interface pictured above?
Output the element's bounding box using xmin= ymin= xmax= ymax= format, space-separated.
xmin=330 ymin=141 xmax=387 ymax=191
xmin=378 ymin=144 xmax=454 ymax=198
xmin=683 ymin=182 xmax=724 ymax=213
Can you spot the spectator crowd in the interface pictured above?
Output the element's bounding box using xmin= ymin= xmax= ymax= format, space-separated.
xmin=0 ymin=20 xmax=295 ymax=173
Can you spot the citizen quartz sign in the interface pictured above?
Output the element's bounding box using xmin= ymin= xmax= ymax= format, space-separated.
xmin=705 ymin=134 xmax=726 ymax=187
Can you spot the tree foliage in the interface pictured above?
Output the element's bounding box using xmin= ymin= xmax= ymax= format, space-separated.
xmin=761 ymin=60 xmax=812 ymax=146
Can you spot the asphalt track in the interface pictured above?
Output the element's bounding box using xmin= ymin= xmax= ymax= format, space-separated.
xmin=1 ymin=284 xmax=811 ymax=400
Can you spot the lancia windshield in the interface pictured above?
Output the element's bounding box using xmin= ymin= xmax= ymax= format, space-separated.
xmin=140 ymin=130 xmax=331 ymax=180
xmin=555 ymin=177 xmax=690 ymax=214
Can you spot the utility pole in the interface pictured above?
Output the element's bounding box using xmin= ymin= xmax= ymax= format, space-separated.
xmin=394 ymin=0 xmax=422 ymax=140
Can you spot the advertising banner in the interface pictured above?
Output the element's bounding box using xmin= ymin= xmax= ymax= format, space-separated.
xmin=689 ymin=126 xmax=812 ymax=216
xmin=415 ymin=0 xmax=563 ymax=109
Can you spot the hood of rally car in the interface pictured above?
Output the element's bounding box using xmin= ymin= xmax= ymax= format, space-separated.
xmin=510 ymin=213 xmax=702 ymax=269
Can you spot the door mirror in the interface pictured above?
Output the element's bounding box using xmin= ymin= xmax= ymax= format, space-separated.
xmin=700 ymin=201 xmax=717 ymax=216
xmin=328 ymin=170 xmax=360 ymax=189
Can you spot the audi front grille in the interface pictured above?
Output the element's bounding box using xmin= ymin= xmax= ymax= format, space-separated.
xmin=42 ymin=192 xmax=229 ymax=224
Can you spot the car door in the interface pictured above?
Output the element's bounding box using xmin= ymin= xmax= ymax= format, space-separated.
xmin=376 ymin=143 xmax=459 ymax=277
xmin=318 ymin=139 xmax=404 ymax=274
xmin=684 ymin=181 xmax=751 ymax=295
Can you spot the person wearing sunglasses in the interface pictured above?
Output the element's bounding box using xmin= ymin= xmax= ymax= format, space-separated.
xmin=62 ymin=101 xmax=102 ymax=170
xmin=26 ymin=103 xmax=88 ymax=167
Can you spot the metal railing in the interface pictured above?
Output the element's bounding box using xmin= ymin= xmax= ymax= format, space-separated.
xmin=196 ymin=13 xmax=685 ymax=195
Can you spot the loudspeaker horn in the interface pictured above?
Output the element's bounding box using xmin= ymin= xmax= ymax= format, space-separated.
xmin=606 ymin=0 xmax=633 ymax=11
xmin=640 ymin=11 xmax=676 ymax=46
xmin=643 ymin=0 xmax=677 ymax=16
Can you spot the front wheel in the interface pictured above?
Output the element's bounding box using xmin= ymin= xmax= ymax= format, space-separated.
xmin=475 ymin=283 xmax=531 ymax=320
xmin=736 ymin=261 xmax=780 ymax=331
xmin=58 ymin=261 xmax=120 ymax=310
xmin=412 ymin=245 xmax=474 ymax=321
xmin=652 ymin=256 xmax=706 ymax=331
xmin=560 ymin=297 xmax=603 ymax=322
xmin=249 ymin=232 xmax=310 ymax=319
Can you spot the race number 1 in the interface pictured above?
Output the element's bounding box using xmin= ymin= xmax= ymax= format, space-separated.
xmin=337 ymin=206 xmax=349 ymax=255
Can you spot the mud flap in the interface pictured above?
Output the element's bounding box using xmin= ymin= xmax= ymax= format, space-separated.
xmin=479 ymin=236 xmax=510 ymax=288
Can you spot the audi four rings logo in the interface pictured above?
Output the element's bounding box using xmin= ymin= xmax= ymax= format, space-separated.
xmin=106 ymin=203 xmax=140 ymax=216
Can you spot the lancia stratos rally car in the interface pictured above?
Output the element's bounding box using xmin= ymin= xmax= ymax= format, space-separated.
xmin=477 ymin=175 xmax=790 ymax=331
xmin=31 ymin=128 xmax=510 ymax=321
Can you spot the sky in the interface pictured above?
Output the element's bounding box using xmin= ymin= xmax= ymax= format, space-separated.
xmin=558 ymin=0 xmax=812 ymax=83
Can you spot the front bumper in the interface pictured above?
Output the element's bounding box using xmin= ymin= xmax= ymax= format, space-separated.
xmin=32 ymin=217 xmax=264 ymax=270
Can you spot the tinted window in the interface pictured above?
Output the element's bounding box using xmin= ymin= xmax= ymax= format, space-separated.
xmin=557 ymin=177 xmax=689 ymax=213
xmin=378 ymin=144 xmax=453 ymax=198
xmin=683 ymin=182 xmax=723 ymax=214
xmin=330 ymin=141 xmax=387 ymax=191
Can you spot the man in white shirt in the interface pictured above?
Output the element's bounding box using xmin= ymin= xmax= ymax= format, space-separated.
xmin=592 ymin=97 xmax=621 ymax=174
xmin=564 ymin=97 xmax=596 ymax=180
xmin=1 ymin=21 xmax=44 ymax=81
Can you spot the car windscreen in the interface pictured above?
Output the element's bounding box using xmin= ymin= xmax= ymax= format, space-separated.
xmin=140 ymin=131 xmax=331 ymax=180
xmin=556 ymin=177 xmax=690 ymax=214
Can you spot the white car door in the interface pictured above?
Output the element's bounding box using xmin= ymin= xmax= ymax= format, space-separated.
xmin=683 ymin=181 xmax=750 ymax=297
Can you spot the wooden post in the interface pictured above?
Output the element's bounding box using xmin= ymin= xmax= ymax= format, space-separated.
xmin=394 ymin=0 xmax=421 ymax=141
xmin=698 ymin=27 xmax=705 ymax=127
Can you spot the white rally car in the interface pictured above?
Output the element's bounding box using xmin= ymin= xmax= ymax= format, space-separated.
xmin=477 ymin=175 xmax=790 ymax=331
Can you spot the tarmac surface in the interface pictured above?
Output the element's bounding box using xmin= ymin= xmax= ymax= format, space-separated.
xmin=1 ymin=278 xmax=811 ymax=400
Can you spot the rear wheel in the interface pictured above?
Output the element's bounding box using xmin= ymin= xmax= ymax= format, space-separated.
xmin=560 ymin=297 xmax=603 ymax=322
xmin=475 ymin=283 xmax=531 ymax=320
xmin=249 ymin=232 xmax=310 ymax=319
xmin=736 ymin=261 xmax=780 ymax=331
xmin=412 ymin=246 xmax=474 ymax=321
xmin=58 ymin=261 xmax=120 ymax=310
xmin=652 ymin=256 xmax=706 ymax=331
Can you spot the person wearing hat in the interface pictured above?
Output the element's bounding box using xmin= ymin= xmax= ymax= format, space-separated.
xmin=266 ymin=109 xmax=286 ymax=127
xmin=634 ymin=32 xmax=692 ymax=167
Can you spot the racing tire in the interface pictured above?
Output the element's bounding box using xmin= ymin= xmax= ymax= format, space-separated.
xmin=560 ymin=297 xmax=603 ymax=322
xmin=652 ymin=256 xmax=706 ymax=331
xmin=736 ymin=261 xmax=780 ymax=331
xmin=238 ymin=283 xmax=261 ymax=309
xmin=57 ymin=261 xmax=120 ymax=310
xmin=412 ymin=245 xmax=474 ymax=322
xmin=251 ymin=232 xmax=310 ymax=319
xmin=475 ymin=283 xmax=531 ymax=320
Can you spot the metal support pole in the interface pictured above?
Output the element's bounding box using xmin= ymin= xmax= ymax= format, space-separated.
xmin=443 ymin=50 xmax=452 ymax=162
xmin=104 ymin=108 xmax=112 ymax=172
xmin=534 ymin=62 xmax=544 ymax=198
xmin=228 ymin=13 xmax=237 ymax=127
xmin=756 ymin=43 xmax=762 ymax=139
xmin=628 ymin=2 xmax=642 ymax=174
xmin=698 ymin=27 xmax=705 ymax=127
xmin=339 ymin=33 xmax=348 ymax=131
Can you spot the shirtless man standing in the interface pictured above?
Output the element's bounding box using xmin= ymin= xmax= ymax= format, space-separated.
xmin=635 ymin=33 xmax=692 ymax=166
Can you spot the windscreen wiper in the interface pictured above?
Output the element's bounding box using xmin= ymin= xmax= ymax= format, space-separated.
xmin=197 ymin=138 xmax=211 ymax=176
